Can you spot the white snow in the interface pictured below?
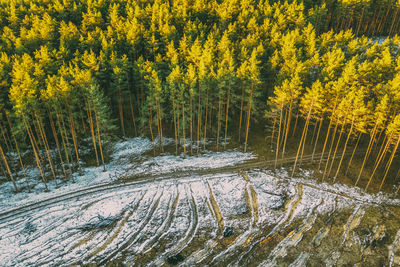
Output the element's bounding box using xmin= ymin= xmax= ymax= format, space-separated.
xmin=0 ymin=137 xmax=256 ymax=213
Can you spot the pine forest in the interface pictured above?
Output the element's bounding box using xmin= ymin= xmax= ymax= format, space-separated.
xmin=4 ymin=0 xmax=400 ymax=266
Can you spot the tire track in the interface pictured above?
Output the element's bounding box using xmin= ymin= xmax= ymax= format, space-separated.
xmin=146 ymin=184 xmax=199 ymax=266
xmin=134 ymin=185 xmax=179 ymax=255
xmin=234 ymin=183 xmax=304 ymax=265
xmin=96 ymin=188 xmax=163 ymax=265
xmin=0 ymin=150 xmax=363 ymax=224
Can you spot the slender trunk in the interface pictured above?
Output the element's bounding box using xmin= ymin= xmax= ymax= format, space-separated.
xmin=118 ymin=89 xmax=125 ymax=136
xmin=0 ymin=124 xmax=12 ymax=154
xmin=244 ymin=86 xmax=253 ymax=153
xmin=379 ymin=136 xmax=400 ymax=191
xmin=197 ymin=86 xmax=202 ymax=154
xmin=190 ymin=94 xmax=193 ymax=155
xmin=129 ymin=94 xmax=138 ymax=137
xmin=36 ymin=113 xmax=57 ymax=185
xmin=275 ymin=102 xmax=284 ymax=169
xmin=355 ymin=125 xmax=377 ymax=186
xmin=203 ymin=89 xmax=209 ymax=149
xmin=312 ymin=117 xmax=323 ymax=162
xmin=157 ymin=98 xmax=163 ymax=152
xmin=149 ymin=106 xmax=154 ymax=145
xmin=217 ymin=93 xmax=221 ymax=151
xmin=372 ymin=129 xmax=384 ymax=156
xmin=292 ymin=107 xmax=312 ymax=177
xmin=94 ymin=108 xmax=106 ymax=171
xmin=319 ymin=118 xmax=333 ymax=169
xmin=68 ymin=104 xmax=81 ymax=173
xmin=239 ymin=87 xmax=244 ymax=142
xmin=346 ymin=132 xmax=362 ymax=175
xmin=57 ymin=111 xmax=73 ymax=177
xmin=6 ymin=112 xmax=29 ymax=191
xmin=224 ymin=87 xmax=230 ymax=150
xmin=282 ymin=100 xmax=293 ymax=159
xmin=333 ymin=120 xmax=354 ymax=182
xmin=365 ymin=134 xmax=393 ymax=191
xmin=49 ymin=113 xmax=67 ymax=180
xmin=322 ymin=120 xmax=338 ymax=181
xmin=0 ymin=144 xmax=18 ymax=192
xmin=173 ymin=99 xmax=178 ymax=154
xmin=280 ymin=106 xmax=288 ymax=149
xmin=292 ymin=108 xmax=299 ymax=138
xmin=271 ymin=113 xmax=277 ymax=149
xmin=87 ymin=101 xmax=99 ymax=166
xmin=24 ymin=118 xmax=48 ymax=191
xmin=327 ymin=122 xmax=345 ymax=179
xmin=182 ymin=102 xmax=186 ymax=156
xmin=356 ymin=6 xmax=365 ymax=35
xmin=299 ymin=118 xmax=311 ymax=164
xmin=390 ymin=8 xmax=399 ymax=36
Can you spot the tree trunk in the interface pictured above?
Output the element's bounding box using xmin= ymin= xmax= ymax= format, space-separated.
xmin=24 ymin=118 xmax=48 ymax=191
xmin=312 ymin=117 xmax=323 ymax=162
xmin=6 ymin=112 xmax=29 ymax=191
xmin=319 ymin=118 xmax=333 ymax=169
xmin=36 ymin=113 xmax=57 ymax=185
xmin=322 ymin=120 xmax=338 ymax=181
xmin=327 ymin=122 xmax=345 ymax=179
xmin=173 ymin=99 xmax=178 ymax=154
xmin=68 ymin=104 xmax=81 ymax=174
xmin=190 ymin=93 xmax=193 ymax=155
xmin=239 ymin=87 xmax=244 ymax=143
xmin=271 ymin=112 xmax=277 ymax=150
xmin=379 ymin=136 xmax=400 ymax=191
xmin=333 ymin=120 xmax=354 ymax=182
xmin=182 ymin=103 xmax=186 ymax=157
xmin=365 ymin=134 xmax=392 ymax=191
xmin=49 ymin=113 xmax=67 ymax=180
xmin=292 ymin=107 xmax=312 ymax=177
xmin=87 ymin=101 xmax=99 ymax=166
xmin=355 ymin=125 xmax=377 ymax=186
xmin=217 ymin=93 xmax=221 ymax=151
xmin=0 ymin=144 xmax=18 ymax=192
xmin=129 ymin=94 xmax=138 ymax=137
xmin=275 ymin=102 xmax=284 ymax=169
xmin=282 ymin=100 xmax=293 ymax=159
xmin=94 ymin=108 xmax=106 ymax=171
xmin=244 ymin=86 xmax=253 ymax=153
xmin=203 ymin=89 xmax=209 ymax=150
xmin=346 ymin=132 xmax=362 ymax=175
xmin=118 ymin=88 xmax=125 ymax=136
xmin=224 ymin=87 xmax=230 ymax=150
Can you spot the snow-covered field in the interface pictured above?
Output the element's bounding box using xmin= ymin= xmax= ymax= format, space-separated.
xmin=2 ymin=137 xmax=400 ymax=266
xmin=1 ymin=169 xmax=400 ymax=266
xmin=0 ymin=137 xmax=256 ymax=213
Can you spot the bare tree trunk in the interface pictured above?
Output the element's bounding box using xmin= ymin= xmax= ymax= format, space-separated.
xmin=319 ymin=118 xmax=333 ymax=169
xmin=224 ymin=87 xmax=230 ymax=150
xmin=365 ymin=134 xmax=392 ymax=191
xmin=275 ymin=103 xmax=284 ymax=169
xmin=346 ymin=132 xmax=362 ymax=175
xmin=244 ymin=86 xmax=253 ymax=153
xmin=379 ymin=136 xmax=400 ymax=191
xmin=0 ymin=144 xmax=18 ymax=192
xmin=312 ymin=117 xmax=323 ymax=162
xmin=129 ymin=94 xmax=138 ymax=137
xmin=49 ymin=113 xmax=67 ymax=180
xmin=333 ymin=120 xmax=354 ymax=182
